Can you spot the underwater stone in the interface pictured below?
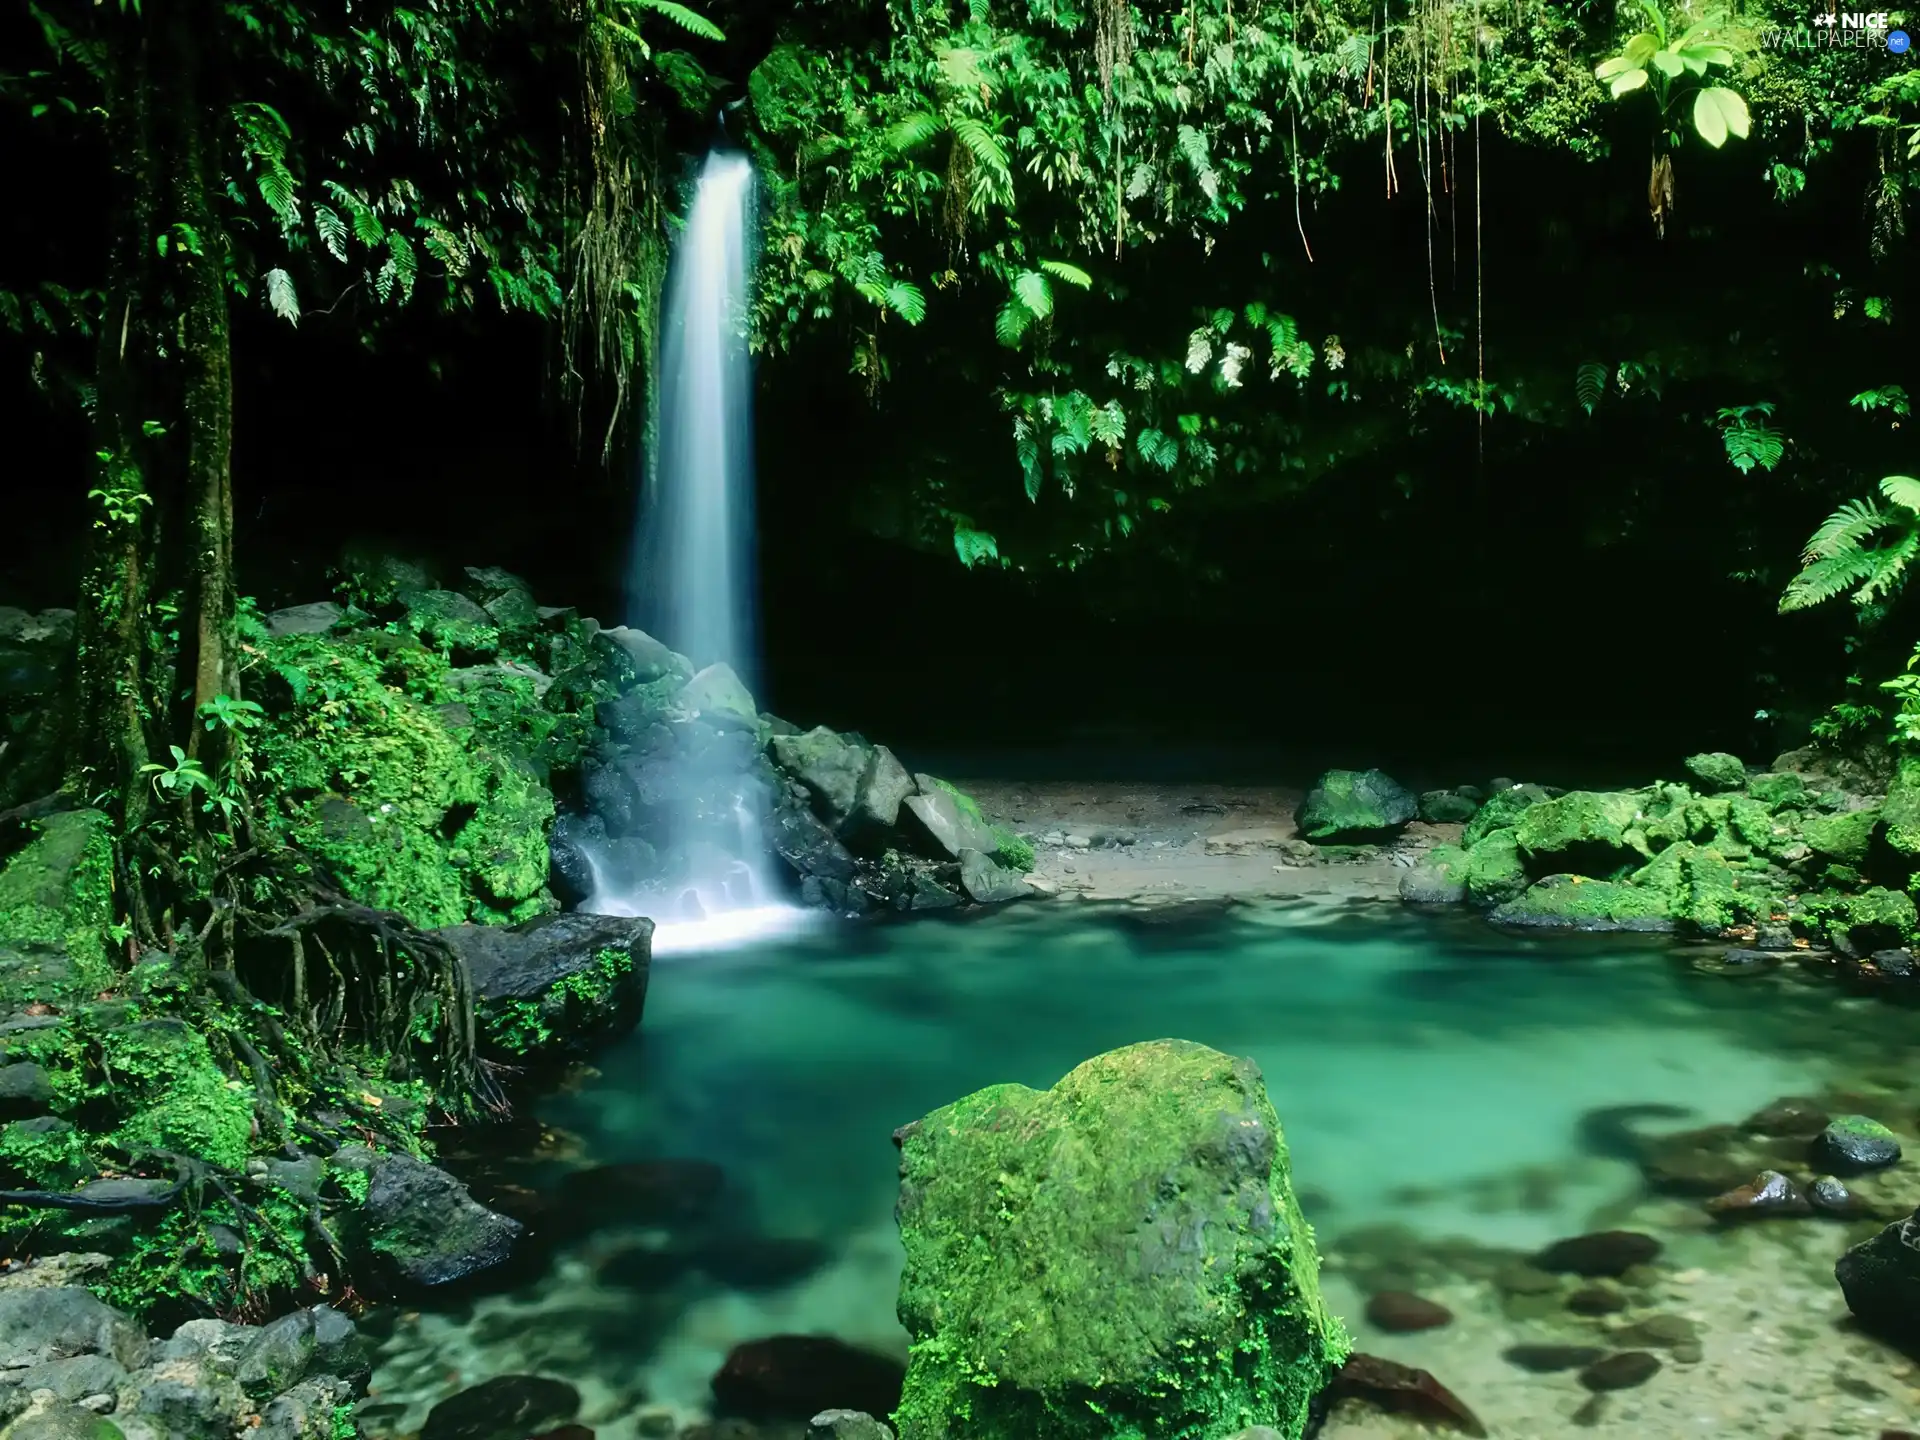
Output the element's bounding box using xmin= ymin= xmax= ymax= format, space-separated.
xmin=1399 ymin=846 xmax=1468 ymax=905
xmin=1501 ymin=1345 xmax=1603 ymax=1373
xmin=421 ymin=1376 xmax=581 ymax=1440
xmin=1532 ymin=1230 xmax=1661 ymax=1277
xmin=1330 ymin=1354 xmax=1484 ymax=1437
xmin=890 ymin=1038 xmax=1347 ymax=1440
xmin=1684 ymin=753 xmax=1748 ymax=792
xmin=1837 ymin=1205 xmax=1920 ymax=1342
xmin=1418 ymin=790 xmax=1478 ymax=824
xmin=1578 ymin=1352 xmax=1660 ymax=1392
xmin=711 ymin=1336 xmax=905 ymax=1424
xmin=1364 ymin=1291 xmax=1452 ymax=1332
xmin=1819 ymin=1115 xmax=1903 ymax=1172
xmin=1296 ymin=769 xmax=1417 ymax=842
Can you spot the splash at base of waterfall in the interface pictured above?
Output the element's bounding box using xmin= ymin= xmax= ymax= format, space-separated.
xmin=579 ymin=826 xmax=817 ymax=956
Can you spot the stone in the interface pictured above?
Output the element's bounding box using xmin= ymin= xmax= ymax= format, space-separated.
xmin=1398 ymin=846 xmax=1467 ymax=905
xmin=889 ymin=1039 xmax=1346 ymax=1440
xmin=1490 ymin=876 xmax=1673 ymax=932
xmin=1565 ymin=1283 xmax=1626 ymax=1315
xmin=1330 ymin=1354 xmax=1484 ymax=1437
xmin=957 ymin=850 xmax=1027 ymax=906
xmin=2 ymin=1399 xmax=126 ymax=1440
xmin=1462 ymin=784 xmax=1551 ymax=848
xmin=1512 ymin=792 xmax=1647 ymax=874
xmin=710 ymin=1337 xmax=905 ymax=1423
xmin=0 ymin=809 xmax=114 ymax=1001
xmin=770 ymin=802 xmax=858 ymax=890
xmin=234 ymin=1310 xmax=330 ymax=1397
xmin=1532 ymin=1231 xmax=1661 ymax=1277
xmin=1744 ymin=1097 xmax=1830 ymax=1138
xmin=1824 ymin=888 xmax=1917 ymax=955
xmin=770 ymin=729 xmax=871 ymax=829
xmin=555 ymin=1159 xmax=724 ymax=1226
xmin=401 ymin=589 xmax=495 ymax=652
xmin=420 ymin=1377 xmax=581 ymax=1440
xmin=1501 ymin=1345 xmax=1603 ymax=1373
xmin=1685 ymin=753 xmax=1748 ymax=792
xmin=676 ymin=664 xmax=758 ymax=731
xmin=334 ymin=1148 xmax=522 ymax=1287
xmin=1296 ymin=769 xmax=1417 ymax=842
xmin=858 ymin=749 xmax=917 ymax=834
xmin=256 ymin=1377 xmax=354 ymax=1440
xmin=1201 ymin=827 xmax=1296 ymax=856
xmin=900 ymin=788 xmax=998 ymax=862
xmin=1820 ymin=1115 xmax=1903 ymax=1172
xmin=804 ymin=1421 xmax=895 ymax=1440
xmin=12 ymin=1355 xmax=127 ymax=1403
xmin=1491 ymin=1264 xmax=1560 ymax=1296
xmin=1617 ymin=1315 xmax=1698 ymax=1349
xmin=0 ymin=1290 xmax=147 ymax=1371
xmin=436 ymin=912 xmax=652 ymax=1060
xmin=1706 ymin=1170 xmax=1812 ymax=1220
xmin=1417 ymin=790 xmax=1478 ymax=824
xmin=1577 ymin=1352 xmax=1661 ymax=1392
xmin=1883 ymin=753 xmax=1920 ymax=856
xmin=264 ymin=603 xmax=343 ymax=638
xmin=1746 ymin=771 xmax=1808 ymax=809
xmin=1803 ymin=808 xmax=1880 ymax=864
xmin=591 ymin=626 xmax=681 ymax=685
xmin=1810 ymin=1175 xmax=1862 ymax=1216
xmin=1364 ymin=1291 xmax=1451 ymax=1332
xmin=1463 ymin=832 xmax=1528 ymax=908
xmin=0 ymin=1063 xmax=53 ymax=1112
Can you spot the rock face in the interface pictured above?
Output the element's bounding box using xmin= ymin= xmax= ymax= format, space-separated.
xmin=1399 ymin=847 xmax=1468 ymax=905
xmin=1490 ymin=875 xmax=1674 ymax=932
xmin=1837 ymin=1206 xmax=1920 ymax=1341
xmin=0 ymin=609 xmax=75 ymax=812
xmin=436 ymin=912 xmax=652 ymax=1060
xmin=332 ymin=1148 xmax=522 ymax=1288
xmin=1296 ymin=770 xmax=1417 ymax=842
xmin=890 ymin=1039 xmax=1347 ymax=1440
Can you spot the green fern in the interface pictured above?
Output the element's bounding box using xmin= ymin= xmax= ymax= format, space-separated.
xmin=1013 ymin=270 xmax=1052 ymax=319
xmin=263 ymin=268 xmax=299 ymax=326
xmin=995 ymin=301 xmax=1032 ymax=348
xmin=619 ymin=0 xmax=724 ymax=42
xmin=1781 ymin=477 xmax=1920 ymax=613
xmin=1575 ymin=361 xmax=1606 ymax=415
xmin=1039 ymin=259 xmax=1091 ymax=289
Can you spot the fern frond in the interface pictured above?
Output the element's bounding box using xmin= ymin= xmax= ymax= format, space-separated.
xmin=1013 ymin=270 xmax=1052 ymax=319
xmin=885 ymin=281 xmax=926 ymax=324
xmin=1803 ymin=498 xmax=1889 ymax=562
xmin=263 ymin=268 xmax=299 ymax=327
xmin=1880 ymin=475 xmax=1920 ymax=513
xmin=1575 ymin=361 xmax=1606 ymax=415
xmin=1184 ymin=328 xmax=1213 ymax=374
xmin=935 ymin=45 xmax=989 ymax=95
xmin=1780 ymin=549 xmax=1887 ymax=612
xmin=885 ymin=112 xmax=943 ymax=154
xmin=1039 ymin=259 xmax=1092 ymax=289
xmin=314 ymin=205 xmax=349 ymax=262
xmin=623 ymin=0 xmax=724 ymax=41
xmin=949 ymin=116 xmax=1011 ymax=188
xmin=1858 ymin=532 xmax=1920 ymax=604
xmin=995 ymin=300 xmax=1032 ymax=347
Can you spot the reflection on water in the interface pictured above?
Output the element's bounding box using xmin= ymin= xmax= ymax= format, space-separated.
xmin=366 ymin=897 xmax=1917 ymax=1438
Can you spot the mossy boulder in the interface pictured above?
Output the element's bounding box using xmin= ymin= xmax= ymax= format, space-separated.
xmin=1803 ymin=887 xmax=1918 ymax=955
xmin=329 ymin=1148 xmax=521 ymax=1290
xmin=1399 ymin=845 xmax=1468 ymax=904
xmin=1512 ymin=791 xmax=1648 ymax=877
xmin=1296 ymin=769 xmax=1416 ymax=842
xmin=890 ymin=1039 xmax=1347 ymax=1440
xmin=1684 ymin=752 xmax=1748 ymax=792
xmin=1803 ymin=808 xmax=1880 ymax=865
xmin=1465 ymin=831 xmax=1529 ymax=908
xmin=0 ymin=810 xmax=115 ymax=1003
xmin=1836 ymin=1205 xmax=1920 ymax=1344
xmin=438 ymin=913 xmax=653 ymax=1060
xmin=1880 ymin=754 xmax=1920 ymax=858
xmin=1490 ymin=875 xmax=1674 ymax=931
xmin=399 ymin=589 xmax=497 ymax=657
xmin=1462 ymin=784 xmax=1550 ymax=849
xmin=1627 ymin=844 xmax=1775 ymax=935
xmin=1746 ymin=772 xmax=1809 ymax=810
xmin=1417 ymin=790 xmax=1478 ymax=824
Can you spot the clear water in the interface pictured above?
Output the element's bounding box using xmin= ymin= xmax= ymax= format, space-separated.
xmin=369 ymin=898 xmax=1912 ymax=1437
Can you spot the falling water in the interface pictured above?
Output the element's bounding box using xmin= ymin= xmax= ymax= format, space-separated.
xmin=585 ymin=149 xmax=813 ymax=955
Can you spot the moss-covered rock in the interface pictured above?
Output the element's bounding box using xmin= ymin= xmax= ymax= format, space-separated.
xmin=1417 ymin=790 xmax=1478 ymax=824
xmin=891 ymin=1040 xmax=1346 ymax=1440
xmin=1399 ymin=845 xmax=1468 ymax=904
xmin=1461 ymin=784 xmax=1551 ymax=849
xmin=1512 ymin=791 xmax=1647 ymax=876
xmin=1684 ymin=752 xmax=1748 ymax=792
xmin=1803 ymin=808 xmax=1880 ymax=865
xmin=1881 ymin=754 xmax=1920 ymax=858
xmin=438 ymin=913 xmax=652 ymax=1060
xmin=1490 ymin=875 xmax=1674 ymax=931
xmin=1801 ymin=887 xmax=1918 ymax=954
xmin=399 ymin=589 xmax=497 ymax=658
xmin=0 ymin=810 xmax=115 ymax=1004
xmin=1465 ymin=831 xmax=1528 ymax=908
xmin=1746 ymin=772 xmax=1809 ymax=810
xmin=1296 ymin=769 xmax=1416 ymax=842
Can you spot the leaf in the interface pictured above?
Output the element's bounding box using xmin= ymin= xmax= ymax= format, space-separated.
xmin=263 ymin=268 xmax=300 ymax=327
xmin=1575 ymin=361 xmax=1607 ymax=415
xmin=1039 ymin=259 xmax=1092 ymax=289
xmin=1175 ymin=124 xmax=1218 ymax=200
xmin=952 ymin=523 xmax=1000 ymax=568
xmin=1651 ymin=49 xmax=1685 ymax=78
xmin=950 ymin=116 xmax=1011 ymax=188
xmin=1608 ymin=67 xmax=1649 ymax=98
xmin=994 ymin=301 xmax=1032 ymax=348
xmin=885 ymin=281 xmax=926 ymax=324
xmin=1881 ymin=476 xmax=1920 ymax=513
xmin=1693 ymin=87 xmax=1750 ymax=149
xmin=1184 ymin=328 xmax=1213 ymax=374
xmin=1013 ymin=270 xmax=1052 ymax=319
xmin=626 ymin=0 xmax=724 ymax=42
xmin=884 ymin=112 xmax=943 ymax=154
xmin=1803 ymin=498 xmax=1889 ymax=562
xmin=314 ymin=205 xmax=349 ymax=262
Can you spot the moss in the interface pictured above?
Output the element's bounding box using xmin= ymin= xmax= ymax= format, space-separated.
xmin=0 ymin=1119 xmax=94 ymax=1189
xmin=993 ymin=829 xmax=1036 ymax=873
xmin=332 ymin=1404 xmax=359 ymax=1440
xmin=1804 ymin=807 xmax=1881 ymax=865
xmin=1684 ymin=752 xmax=1748 ymax=792
xmin=477 ymin=945 xmax=634 ymax=1058
xmin=255 ymin=633 xmax=554 ymax=929
xmin=1881 ymin=754 xmax=1920 ymax=857
xmin=933 ymin=776 xmax=985 ymax=822
xmin=1465 ymin=830 xmax=1528 ymax=908
xmin=98 ymin=1021 xmax=255 ymax=1172
xmin=892 ymin=1040 xmax=1346 ymax=1440
xmin=1746 ymin=772 xmax=1809 ymax=810
xmin=0 ymin=809 xmax=116 ymax=1000
xmin=1490 ymin=874 xmax=1674 ymax=930
xmin=1799 ymin=886 xmax=1918 ymax=951
xmin=1512 ymin=791 xmax=1648 ymax=875
xmin=1462 ymin=784 xmax=1550 ymax=848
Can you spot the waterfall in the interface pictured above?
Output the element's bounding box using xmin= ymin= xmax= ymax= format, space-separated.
xmin=583 ymin=149 xmax=812 ymax=955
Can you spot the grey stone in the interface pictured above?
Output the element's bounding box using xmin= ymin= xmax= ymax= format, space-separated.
xmin=153 ymin=1321 xmax=251 ymax=1375
xmin=858 ymin=748 xmax=916 ymax=832
xmin=124 ymin=1353 xmax=247 ymax=1440
xmin=255 ymin=1377 xmax=352 ymax=1440
xmin=591 ymin=626 xmax=680 ymax=685
xmin=1819 ymin=1115 xmax=1902 ymax=1172
xmin=770 ymin=728 xmax=870 ymax=828
xmin=807 ymin=1413 xmax=895 ymax=1440
xmin=958 ymin=850 xmax=1028 ymax=905
xmin=349 ymin=1151 xmax=522 ymax=1287
xmin=901 ymin=784 xmax=998 ymax=860
xmin=2 ymin=1399 xmax=125 ymax=1440
xmin=0 ymin=1290 xmax=147 ymax=1371
xmin=263 ymin=603 xmax=343 ymax=638
xmin=676 ymin=663 xmax=758 ymax=731
xmin=0 ymin=1065 xmax=53 ymax=1108
xmin=14 ymin=1355 xmax=127 ymax=1403
xmin=260 ymin=1157 xmax=325 ymax=1204
xmin=235 ymin=1312 xmax=320 ymax=1397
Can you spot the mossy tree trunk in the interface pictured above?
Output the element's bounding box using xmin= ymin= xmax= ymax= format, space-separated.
xmin=67 ymin=1 xmax=240 ymax=947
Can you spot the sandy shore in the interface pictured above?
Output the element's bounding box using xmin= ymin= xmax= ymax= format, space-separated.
xmin=958 ymin=777 xmax=1454 ymax=904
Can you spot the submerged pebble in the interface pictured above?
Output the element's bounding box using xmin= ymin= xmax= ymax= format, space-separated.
xmin=1618 ymin=1314 xmax=1699 ymax=1349
xmin=1570 ymin=1394 xmax=1608 ymax=1428
xmin=1534 ymin=1231 xmax=1662 ymax=1278
xmin=1744 ymin=1096 xmax=1830 ymax=1138
xmin=1566 ymin=1283 xmax=1627 ymax=1316
xmin=1809 ymin=1175 xmax=1861 ymax=1215
xmin=1706 ymin=1169 xmax=1813 ymax=1220
xmin=1502 ymin=1344 xmax=1605 ymax=1373
xmin=1365 ymin=1291 xmax=1453 ymax=1332
xmin=1578 ymin=1351 xmax=1662 ymax=1392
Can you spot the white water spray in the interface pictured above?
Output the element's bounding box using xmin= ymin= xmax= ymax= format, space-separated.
xmin=583 ymin=149 xmax=814 ymax=954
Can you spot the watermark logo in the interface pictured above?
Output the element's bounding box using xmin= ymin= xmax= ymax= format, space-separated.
xmin=1813 ymin=10 xmax=1890 ymax=26
xmin=1892 ymin=27 xmax=1913 ymax=50
xmin=1765 ymin=11 xmax=1913 ymax=47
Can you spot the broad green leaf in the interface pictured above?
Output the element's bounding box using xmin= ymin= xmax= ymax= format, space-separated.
xmin=995 ymin=300 xmax=1032 ymax=347
xmin=1608 ymin=67 xmax=1649 ymax=98
xmin=1881 ymin=476 xmax=1920 ymax=513
xmin=264 ymin=268 xmax=299 ymax=327
xmin=1651 ymin=49 xmax=1685 ymax=79
xmin=1013 ymin=270 xmax=1052 ymax=319
xmin=885 ymin=281 xmax=926 ymax=324
xmin=1039 ymin=259 xmax=1092 ymax=289
xmin=1693 ymin=86 xmax=1750 ymax=148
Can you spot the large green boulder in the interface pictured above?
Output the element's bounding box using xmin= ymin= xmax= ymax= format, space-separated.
xmin=1881 ymin=755 xmax=1920 ymax=857
xmin=1399 ymin=845 xmax=1468 ymax=904
xmin=0 ymin=810 xmax=115 ymax=1003
xmin=1461 ymin=783 xmax=1550 ymax=848
xmin=1296 ymin=769 xmax=1416 ymax=842
xmin=1464 ymin=831 xmax=1529 ymax=908
xmin=1803 ymin=807 xmax=1881 ymax=866
xmin=1684 ymin=752 xmax=1748 ymax=792
xmin=891 ymin=1040 xmax=1347 ymax=1440
xmin=1512 ymin=791 xmax=1648 ymax=876
xmin=1490 ymin=874 xmax=1674 ymax=931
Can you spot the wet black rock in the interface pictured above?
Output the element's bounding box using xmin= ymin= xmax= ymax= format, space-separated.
xmin=806 ymin=1414 xmax=895 ymax=1440
xmin=1565 ymin=1283 xmax=1627 ymax=1316
xmin=694 ymin=1236 xmax=834 ymax=1291
xmin=1532 ymin=1230 xmax=1662 ymax=1277
xmin=334 ymin=1147 xmax=523 ymax=1288
xmin=1364 ymin=1291 xmax=1452 ymax=1332
xmin=1577 ymin=1352 xmax=1661 ymax=1392
xmin=1743 ymin=1096 xmax=1830 ymax=1138
xmin=1819 ymin=1115 xmax=1903 ymax=1172
xmin=710 ymin=1336 xmax=906 ymax=1423
xmin=1706 ymin=1170 xmax=1813 ymax=1221
xmin=546 ymin=812 xmax=603 ymax=905
xmin=421 ymin=1376 xmax=581 ymax=1440
xmin=437 ymin=911 xmax=653 ymax=1061
xmin=1501 ymin=1344 xmax=1604 ymax=1373
xmin=1331 ymin=1353 xmax=1485 ymax=1437
xmin=1810 ymin=1175 xmax=1863 ymax=1216
xmin=1836 ymin=1204 xmax=1920 ymax=1342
